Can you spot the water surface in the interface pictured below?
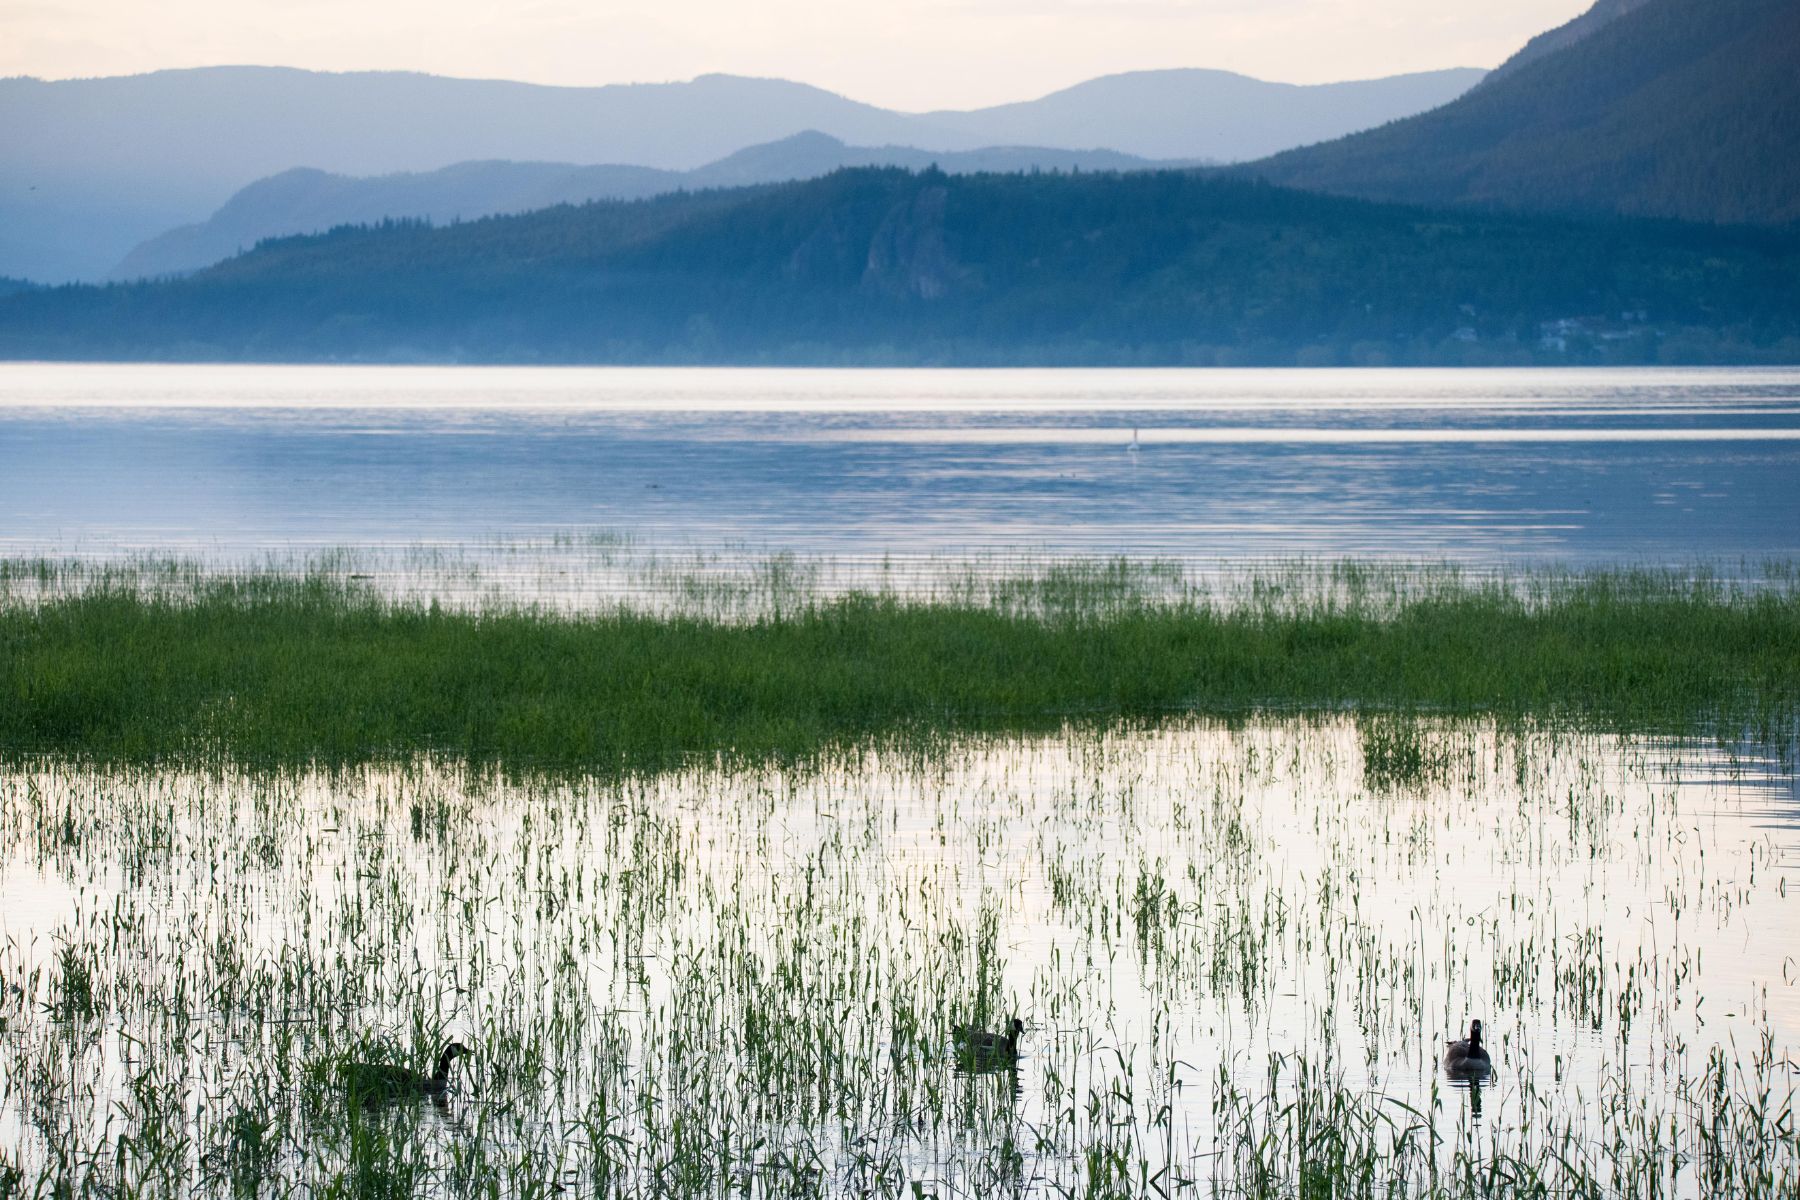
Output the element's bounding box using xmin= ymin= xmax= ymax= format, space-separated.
xmin=3 ymin=365 xmax=1798 ymax=571
xmin=4 ymin=365 xmax=1798 ymax=1195
xmin=0 ymin=722 xmax=1793 ymax=1196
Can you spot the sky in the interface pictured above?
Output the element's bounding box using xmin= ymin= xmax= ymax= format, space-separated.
xmin=4 ymin=0 xmax=1596 ymax=111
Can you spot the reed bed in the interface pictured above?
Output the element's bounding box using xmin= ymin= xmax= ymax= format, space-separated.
xmin=0 ymin=721 xmax=1793 ymax=1197
xmin=1 ymin=555 xmax=1795 ymax=1196
xmin=2 ymin=557 xmax=1796 ymax=774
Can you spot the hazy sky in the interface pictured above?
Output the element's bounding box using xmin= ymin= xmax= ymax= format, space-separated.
xmin=5 ymin=0 xmax=1594 ymax=110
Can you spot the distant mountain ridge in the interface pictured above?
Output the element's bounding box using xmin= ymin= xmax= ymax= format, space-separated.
xmin=1242 ymin=0 xmax=1800 ymax=226
xmin=0 ymin=64 xmax=1484 ymax=282
xmin=111 ymin=132 xmax=1189 ymax=281
xmin=916 ymin=68 xmax=1487 ymax=162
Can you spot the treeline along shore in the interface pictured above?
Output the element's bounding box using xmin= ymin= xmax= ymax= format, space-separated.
xmin=3 ymin=562 xmax=1796 ymax=774
xmin=3 ymin=170 xmax=1798 ymax=366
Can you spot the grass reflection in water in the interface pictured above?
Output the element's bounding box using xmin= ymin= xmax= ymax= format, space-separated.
xmin=0 ymin=720 xmax=1794 ymax=1197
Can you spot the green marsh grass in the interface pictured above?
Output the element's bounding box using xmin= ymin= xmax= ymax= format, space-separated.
xmin=2 ymin=558 xmax=1797 ymax=773
xmin=1 ymin=554 xmax=1797 ymax=1197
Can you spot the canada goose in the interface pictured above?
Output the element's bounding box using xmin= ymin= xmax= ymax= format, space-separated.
xmin=1443 ymin=1020 xmax=1492 ymax=1077
xmin=342 ymin=1041 xmax=470 ymax=1102
xmin=953 ymin=1017 xmax=1025 ymax=1063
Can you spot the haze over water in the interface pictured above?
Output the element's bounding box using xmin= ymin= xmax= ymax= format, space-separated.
xmin=3 ymin=364 xmax=1798 ymax=570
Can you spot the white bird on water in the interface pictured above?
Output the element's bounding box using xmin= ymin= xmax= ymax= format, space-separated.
xmin=1126 ymin=426 xmax=1141 ymax=459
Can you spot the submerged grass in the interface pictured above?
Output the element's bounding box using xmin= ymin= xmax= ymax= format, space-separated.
xmin=1 ymin=726 xmax=1794 ymax=1198
xmin=3 ymin=560 xmax=1797 ymax=773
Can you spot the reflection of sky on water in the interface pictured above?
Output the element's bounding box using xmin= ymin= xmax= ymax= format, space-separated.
xmin=2 ymin=364 xmax=1798 ymax=566
xmin=1 ymin=722 xmax=1793 ymax=1194
xmin=4 ymin=366 xmax=1797 ymax=1192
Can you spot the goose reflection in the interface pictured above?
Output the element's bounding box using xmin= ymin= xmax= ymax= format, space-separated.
xmin=951 ymin=1018 xmax=1025 ymax=1103
xmin=952 ymin=1054 xmax=1022 ymax=1103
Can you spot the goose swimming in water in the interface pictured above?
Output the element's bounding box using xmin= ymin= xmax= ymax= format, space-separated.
xmin=953 ymin=1017 xmax=1025 ymax=1065
xmin=342 ymin=1042 xmax=471 ymax=1103
xmin=1443 ymin=1020 xmax=1492 ymax=1077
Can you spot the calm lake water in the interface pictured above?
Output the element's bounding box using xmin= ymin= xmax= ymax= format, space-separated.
xmin=2 ymin=364 xmax=1796 ymax=1195
xmin=2 ymin=364 xmax=1799 ymax=572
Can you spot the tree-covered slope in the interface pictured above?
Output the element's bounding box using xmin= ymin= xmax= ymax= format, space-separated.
xmin=1482 ymin=0 xmax=1653 ymax=84
xmin=2 ymin=168 xmax=1796 ymax=365
xmin=1245 ymin=0 xmax=1800 ymax=226
xmin=0 ymin=64 xmax=1482 ymax=283
xmin=110 ymin=134 xmax=1178 ymax=281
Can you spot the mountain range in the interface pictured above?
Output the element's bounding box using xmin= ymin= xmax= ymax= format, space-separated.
xmin=1244 ymin=0 xmax=1800 ymax=225
xmin=1 ymin=65 xmax=1483 ymax=283
xmin=3 ymin=0 xmax=1796 ymax=367
xmin=111 ymin=133 xmax=1187 ymax=281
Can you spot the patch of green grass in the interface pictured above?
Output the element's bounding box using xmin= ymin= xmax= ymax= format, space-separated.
xmin=1 ymin=562 xmax=1796 ymax=773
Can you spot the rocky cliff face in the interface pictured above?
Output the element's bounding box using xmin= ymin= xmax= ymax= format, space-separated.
xmin=860 ymin=186 xmax=968 ymax=301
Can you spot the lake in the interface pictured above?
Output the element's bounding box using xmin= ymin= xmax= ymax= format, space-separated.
xmin=3 ymin=364 xmax=1798 ymax=578
xmin=1 ymin=363 xmax=1796 ymax=1196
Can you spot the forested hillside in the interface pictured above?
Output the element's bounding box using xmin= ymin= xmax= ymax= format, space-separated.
xmin=111 ymin=133 xmax=1176 ymax=281
xmin=3 ymin=168 xmax=1796 ymax=365
xmin=1482 ymin=0 xmax=1652 ymax=84
xmin=1245 ymin=0 xmax=1800 ymax=226
xmin=1 ymin=64 xmax=1481 ymax=282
